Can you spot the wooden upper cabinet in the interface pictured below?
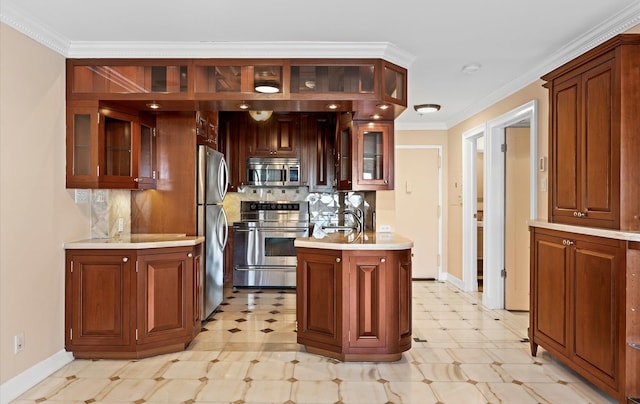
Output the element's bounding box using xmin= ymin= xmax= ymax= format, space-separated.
xmin=66 ymin=101 xmax=156 ymax=190
xmin=352 ymin=120 xmax=394 ymax=191
xmin=544 ymin=34 xmax=640 ymax=230
xmin=69 ymin=60 xmax=189 ymax=96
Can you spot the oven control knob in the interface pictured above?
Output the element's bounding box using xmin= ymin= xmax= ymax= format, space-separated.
xmin=271 ymin=204 xmax=276 ymax=209
xmin=250 ymin=203 xmax=257 ymax=210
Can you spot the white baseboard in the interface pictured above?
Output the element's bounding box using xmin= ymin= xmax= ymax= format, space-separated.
xmin=0 ymin=350 xmax=73 ymax=404
xmin=444 ymin=273 xmax=464 ymax=290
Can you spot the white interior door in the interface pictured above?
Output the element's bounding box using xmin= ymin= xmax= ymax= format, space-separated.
xmin=505 ymin=127 xmax=530 ymax=310
xmin=395 ymin=147 xmax=441 ymax=279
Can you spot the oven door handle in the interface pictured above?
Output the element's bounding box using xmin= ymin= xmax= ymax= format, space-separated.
xmin=256 ymin=227 xmax=308 ymax=232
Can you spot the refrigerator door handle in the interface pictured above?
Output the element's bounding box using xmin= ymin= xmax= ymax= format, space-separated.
xmin=217 ymin=208 xmax=229 ymax=250
xmin=219 ymin=156 xmax=229 ymax=200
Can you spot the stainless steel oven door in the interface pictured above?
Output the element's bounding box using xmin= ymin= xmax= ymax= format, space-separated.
xmin=233 ymin=223 xmax=308 ymax=287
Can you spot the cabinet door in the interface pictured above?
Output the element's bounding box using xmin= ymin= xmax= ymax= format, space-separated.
xmin=336 ymin=113 xmax=353 ymax=190
xmin=305 ymin=113 xmax=336 ymax=192
xmin=573 ymin=237 xmax=623 ymax=388
xmin=397 ymin=250 xmax=412 ymax=343
xmin=136 ymin=249 xmax=193 ymax=345
xmin=532 ymin=232 xmax=571 ymax=355
xmin=296 ymin=250 xmax=343 ymax=347
xmin=580 ymin=60 xmax=618 ymax=227
xmin=66 ymin=252 xmax=134 ymax=348
xmin=67 ymin=103 xmax=100 ymax=188
xmin=347 ymin=254 xmax=387 ymax=349
xmin=273 ymin=114 xmax=299 ymax=156
xmin=353 ymin=121 xmax=394 ymax=190
xmin=551 ymin=76 xmax=581 ymax=222
xmin=99 ymin=108 xmax=140 ymax=188
xmin=135 ymin=117 xmax=157 ymax=189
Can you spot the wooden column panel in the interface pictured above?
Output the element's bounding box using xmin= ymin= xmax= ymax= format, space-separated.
xmin=348 ymin=254 xmax=386 ymax=349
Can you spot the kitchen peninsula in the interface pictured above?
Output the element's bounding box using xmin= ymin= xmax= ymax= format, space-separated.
xmin=295 ymin=232 xmax=413 ymax=362
xmin=64 ymin=234 xmax=204 ymax=359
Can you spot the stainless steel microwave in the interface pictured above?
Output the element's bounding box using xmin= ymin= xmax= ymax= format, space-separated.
xmin=246 ymin=157 xmax=300 ymax=187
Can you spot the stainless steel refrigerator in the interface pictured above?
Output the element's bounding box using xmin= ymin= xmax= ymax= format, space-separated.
xmin=196 ymin=145 xmax=229 ymax=320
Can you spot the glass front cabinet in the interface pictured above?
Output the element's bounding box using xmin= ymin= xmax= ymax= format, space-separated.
xmin=336 ymin=118 xmax=394 ymax=191
xmin=66 ymin=101 xmax=156 ymax=189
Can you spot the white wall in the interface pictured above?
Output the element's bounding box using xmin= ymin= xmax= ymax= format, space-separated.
xmin=0 ymin=23 xmax=90 ymax=388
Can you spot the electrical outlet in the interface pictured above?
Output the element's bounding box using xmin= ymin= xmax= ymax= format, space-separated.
xmin=14 ymin=333 xmax=24 ymax=353
xmin=74 ymin=189 xmax=89 ymax=204
xmin=379 ymin=224 xmax=392 ymax=232
xmin=118 ymin=217 xmax=124 ymax=233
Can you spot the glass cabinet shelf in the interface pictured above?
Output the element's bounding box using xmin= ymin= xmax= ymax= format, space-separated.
xmin=290 ymin=64 xmax=375 ymax=94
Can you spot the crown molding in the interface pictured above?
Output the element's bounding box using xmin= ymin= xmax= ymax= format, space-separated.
xmin=66 ymin=41 xmax=416 ymax=67
xmin=444 ymin=1 xmax=640 ymax=129
xmin=0 ymin=2 xmax=70 ymax=55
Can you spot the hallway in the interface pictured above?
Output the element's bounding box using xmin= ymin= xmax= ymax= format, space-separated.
xmin=12 ymin=281 xmax=615 ymax=403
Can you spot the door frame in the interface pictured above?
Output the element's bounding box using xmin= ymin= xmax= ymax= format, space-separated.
xmin=396 ymin=145 xmax=444 ymax=280
xmin=462 ymin=100 xmax=538 ymax=309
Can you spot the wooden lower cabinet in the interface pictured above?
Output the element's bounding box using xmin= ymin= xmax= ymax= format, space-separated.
xmin=296 ymin=247 xmax=411 ymax=362
xmin=530 ymin=227 xmax=639 ymax=402
xmin=65 ymin=245 xmax=202 ymax=359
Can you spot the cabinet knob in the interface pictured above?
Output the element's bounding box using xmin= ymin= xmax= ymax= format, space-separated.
xmin=384 ymin=180 xmax=388 ymax=185
xmin=336 ymin=257 xmax=341 ymax=263
xmin=380 ymin=258 xmax=386 ymax=263
xmin=187 ymin=253 xmax=193 ymax=258
xmin=573 ymin=211 xmax=586 ymax=218
xmin=562 ymin=239 xmax=574 ymax=246
xmin=133 ymin=178 xmax=140 ymax=183
xmin=122 ymin=257 xmax=129 ymax=262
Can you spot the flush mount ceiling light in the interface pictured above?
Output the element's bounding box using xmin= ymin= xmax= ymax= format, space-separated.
xmin=146 ymin=102 xmax=161 ymax=110
xmin=414 ymin=104 xmax=441 ymax=114
xmin=254 ymin=80 xmax=280 ymax=94
xmin=248 ymin=110 xmax=273 ymax=121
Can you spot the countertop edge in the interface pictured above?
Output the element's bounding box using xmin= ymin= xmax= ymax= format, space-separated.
xmin=528 ymin=220 xmax=640 ymax=242
xmin=64 ymin=235 xmax=205 ymax=250
xmin=295 ymin=232 xmax=414 ymax=251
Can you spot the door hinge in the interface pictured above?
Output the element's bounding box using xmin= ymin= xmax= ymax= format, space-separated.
xmin=501 ymin=269 xmax=507 ymax=278
xmin=501 ymin=144 xmax=507 ymax=153
xmin=294 ymin=320 xmax=298 ymax=332
xmin=96 ymin=165 xmax=100 ymax=177
xmin=69 ymin=328 xmax=73 ymax=340
xmin=152 ymin=128 xmax=157 ymax=137
xmin=97 ymin=112 xmax=100 ymax=125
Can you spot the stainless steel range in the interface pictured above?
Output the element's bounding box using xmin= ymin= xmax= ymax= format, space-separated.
xmin=233 ymin=201 xmax=309 ymax=288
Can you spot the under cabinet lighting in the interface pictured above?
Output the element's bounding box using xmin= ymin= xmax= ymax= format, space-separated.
xmin=146 ymin=102 xmax=161 ymax=110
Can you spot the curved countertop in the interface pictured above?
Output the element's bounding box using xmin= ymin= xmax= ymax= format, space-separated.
xmin=64 ymin=234 xmax=205 ymax=250
xmin=295 ymin=232 xmax=413 ymax=251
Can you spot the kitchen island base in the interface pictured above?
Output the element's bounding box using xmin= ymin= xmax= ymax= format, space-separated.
xmin=295 ymin=235 xmax=413 ymax=362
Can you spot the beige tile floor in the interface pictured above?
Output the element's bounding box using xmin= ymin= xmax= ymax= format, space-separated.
xmin=12 ymin=281 xmax=617 ymax=403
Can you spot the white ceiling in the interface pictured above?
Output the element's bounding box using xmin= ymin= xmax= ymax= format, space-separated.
xmin=2 ymin=0 xmax=639 ymax=129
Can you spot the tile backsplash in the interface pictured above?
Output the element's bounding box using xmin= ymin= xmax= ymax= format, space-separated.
xmin=90 ymin=189 xmax=131 ymax=238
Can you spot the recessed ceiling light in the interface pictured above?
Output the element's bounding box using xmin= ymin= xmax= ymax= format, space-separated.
xmin=371 ymin=114 xmax=381 ymax=120
xmin=462 ymin=64 xmax=482 ymax=74
xmin=146 ymin=102 xmax=161 ymax=110
xmin=238 ymin=102 xmax=250 ymax=110
xmin=414 ymin=104 xmax=441 ymax=114
xmin=376 ymin=104 xmax=390 ymax=110
xmin=326 ymin=103 xmax=340 ymax=110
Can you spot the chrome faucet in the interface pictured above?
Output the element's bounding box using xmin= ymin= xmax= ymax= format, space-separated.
xmin=342 ymin=206 xmax=365 ymax=233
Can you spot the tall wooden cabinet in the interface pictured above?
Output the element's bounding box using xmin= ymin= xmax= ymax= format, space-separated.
xmin=296 ymin=247 xmax=411 ymax=361
xmin=65 ymin=244 xmax=201 ymax=359
xmin=532 ymin=32 xmax=640 ymax=404
xmin=544 ymin=34 xmax=640 ymax=231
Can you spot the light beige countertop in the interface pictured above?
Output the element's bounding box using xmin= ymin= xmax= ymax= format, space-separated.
xmin=528 ymin=220 xmax=640 ymax=242
xmin=295 ymin=232 xmax=413 ymax=251
xmin=64 ymin=234 xmax=205 ymax=249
